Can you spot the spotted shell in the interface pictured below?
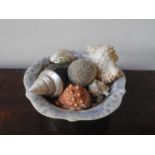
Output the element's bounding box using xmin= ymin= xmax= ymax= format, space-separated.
xmin=68 ymin=59 xmax=97 ymax=86
xmin=58 ymin=84 xmax=92 ymax=111
xmin=87 ymin=45 xmax=120 ymax=83
xmin=50 ymin=49 xmax=75 ymax=64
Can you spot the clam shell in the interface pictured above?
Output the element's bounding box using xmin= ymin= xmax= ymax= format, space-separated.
xmin=29 ymin=70 xmax=63 ymax=96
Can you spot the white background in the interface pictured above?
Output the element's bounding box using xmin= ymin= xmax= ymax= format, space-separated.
xmin=1 ymin=19 xmax=155 ymax=70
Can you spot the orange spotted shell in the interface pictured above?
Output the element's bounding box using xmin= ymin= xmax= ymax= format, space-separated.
xmin=58 ymin=84 xmax=92 ymax=111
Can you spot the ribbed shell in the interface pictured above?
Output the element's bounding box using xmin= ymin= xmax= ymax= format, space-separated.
xmin=29 ymin=70 xmax=63 ymax=96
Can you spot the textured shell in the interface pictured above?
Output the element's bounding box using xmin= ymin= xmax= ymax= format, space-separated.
xmin=87 ymin=45 xmax=120 ymax=83
xmin=29 ymin=69 xmax=63 ymax=96
xmin=58 ymin=84 xmax=92 ymax=111
xmin=68 ymin=59 xmax=97 ymax=86
xmin=50 ymin=49 xmax=75 ymax=64
xmin=88 ymin=80 xmax=109 ymax=97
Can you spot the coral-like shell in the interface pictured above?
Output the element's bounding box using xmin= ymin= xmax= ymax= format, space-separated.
xmin=68 ymin=59 xmax=97 ymax=86
xmin=58 ymin=84 xmax=92 ymax=111
xmin=88 ymin=80 xmax=109 ymax=97
xmin=50 ymin=49 xmax=75 ymax=64
xmin=87 ymin=45 xmax=120 ymax=83
xmin=29 ymin=70 xmax=63 ymax=96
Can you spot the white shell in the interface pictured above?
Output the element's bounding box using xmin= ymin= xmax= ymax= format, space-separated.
xmin=29 ymin=69 xmax=63 ymax=96
xmin=89 ymin=80 xmax=109 ymax=97
xmin=87 ymin=45 xmax=120 ymax=83
xmin=50 ymin=49 xmax=75 ymax=64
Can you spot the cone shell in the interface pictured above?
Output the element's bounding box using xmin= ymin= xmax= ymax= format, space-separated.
xmin=29 ymin=70 xmax=63 ymax=96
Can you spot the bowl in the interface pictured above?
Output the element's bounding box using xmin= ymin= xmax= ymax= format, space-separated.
xmin=23 ymin=57 xmax=126 ymax=122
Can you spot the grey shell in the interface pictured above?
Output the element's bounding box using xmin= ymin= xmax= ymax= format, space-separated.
xmin=68 ymin=59 xmax=97 ymax=86
xmin=23 ymin=57 xmax=126 ymax=122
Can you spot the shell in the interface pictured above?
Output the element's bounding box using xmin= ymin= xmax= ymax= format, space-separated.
xmin=88 ymin=80 xmax=109 ymax=97
xmin=29 ymin=69 xmax=63 ymax=96
xmin=58 ymin=84 xmax=92 ymax=111
xmin=87 ymin=45 xmax=120 ymax=83
xmin=50 ymin=49 xmax=75 ymax=64
xmin=68 ymin=59 xmax=97 ymax=86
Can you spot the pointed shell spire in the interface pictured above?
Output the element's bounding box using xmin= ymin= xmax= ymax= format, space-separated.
xmin=29 ymin=70 xmax=63 ymax=96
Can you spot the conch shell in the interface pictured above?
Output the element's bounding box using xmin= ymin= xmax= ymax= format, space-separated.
xmin=29 ymin=69 xmax=63 ymax=96
xmin=50 ymin=49 xmax=75 ymax=64
xmin=87 ymin=45 xmax=120 ymax=83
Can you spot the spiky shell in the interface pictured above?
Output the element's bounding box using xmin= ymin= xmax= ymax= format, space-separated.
xmin=87 ymin=45 xmax=120 ymax=83
xmin=58 ymin=84 xmax=92 ymax=111
xmin=50 ymin=49 xmax=75 ymax=64
xmin=88 ymin=80 xmax=109 ymax=97
xmin=29 ymin=70 xmax=63 ymax=96
xmin=68 ymin=59 xmax=97 ymax=86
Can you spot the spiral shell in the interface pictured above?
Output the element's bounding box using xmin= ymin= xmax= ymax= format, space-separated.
xmin=68 ymin=59 xmax=97 ymax=86
xmin=87 ymin=45 xmax=120 ymax=83
xmin=29 ymin=70 xmax=63 ymax=96
xmin=50 ymin=49 xmax=75 ymax=64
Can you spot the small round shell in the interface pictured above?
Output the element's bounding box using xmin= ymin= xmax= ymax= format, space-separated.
xmin=50 ymin=49 xmax=75 ymax=64
xmin=68 ymin=59 xmax=97 ymax=86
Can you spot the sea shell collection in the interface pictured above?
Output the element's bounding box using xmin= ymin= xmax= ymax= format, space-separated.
xmin=29 ymin=45 xmax=121 ymax=111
